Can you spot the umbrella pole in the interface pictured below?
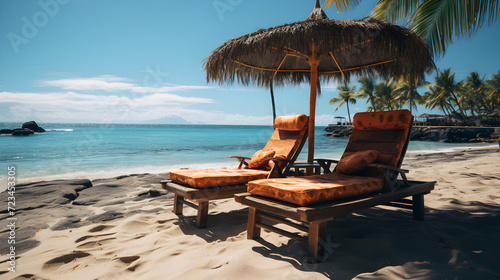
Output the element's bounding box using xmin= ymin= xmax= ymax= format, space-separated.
xmin=270 ymin=80 xmax=277 ymax=125
xmin=307 ymin=56 xmax=319 ymax=174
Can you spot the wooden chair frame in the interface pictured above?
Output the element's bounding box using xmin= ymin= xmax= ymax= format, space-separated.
xmin=234 ymin=111 xmax=436 ymax=261
xmin=235 ymin=180 xmax=434 ymax=261
xmin=161 ymin=127 xmax=308 ymax=228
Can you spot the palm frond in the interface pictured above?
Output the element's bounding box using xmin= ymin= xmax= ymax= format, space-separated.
xmin=371 ymin=0 xmax=421 ymax=25
xmin=324 ymin=0 xmax=363 ymax=12
xmin=410 ymin=0 xmax=500 ymax=56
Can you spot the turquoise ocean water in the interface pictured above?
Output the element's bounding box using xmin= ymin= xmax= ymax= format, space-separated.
xmin=0 ymin=123 xmax=493 ymax=185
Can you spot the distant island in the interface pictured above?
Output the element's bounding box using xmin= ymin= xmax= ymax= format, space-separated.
xmin=0 ymin=121 xmax=45 ymax=136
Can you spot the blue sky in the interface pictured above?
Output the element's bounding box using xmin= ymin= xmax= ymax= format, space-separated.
xmin=1 ymin=0 xmax=499 ymax=125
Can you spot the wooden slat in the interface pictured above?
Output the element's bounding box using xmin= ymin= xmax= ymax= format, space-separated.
xmin=241 ymin=195 xmax=302 ymax=220
xmin=162 ymin=181 xmax=192 ymax=197
xmin=296 ymin=181 xmax=435 ymax=222
xmin=256 ymin=222 xmax=308 ymax=243
xmin=385 ymin=202 xmax=413 ymax=209
xmin=162 ymin=180 xmax=247 ymax=201
xmin=257 ymin=212 xmax=309 ymax=232
xmin=236 ymin=181 xmax=435 ymax=223
xmin=183 ymin=200 xmax=199 ymax=210
xmin=395 ymin=198 xmax=413 ymax=204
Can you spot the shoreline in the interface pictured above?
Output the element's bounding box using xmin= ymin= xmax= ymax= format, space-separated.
xmin=0 ymin=147 xmax=499 ymax=279
xmin=1 ymin=143 xmax=497 ymax=188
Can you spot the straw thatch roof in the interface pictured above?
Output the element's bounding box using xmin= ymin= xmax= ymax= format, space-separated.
xmin=205 ymin=2 xmax=435 ymax=88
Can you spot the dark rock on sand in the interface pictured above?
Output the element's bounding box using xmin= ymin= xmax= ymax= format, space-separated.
xmin=0 ymin=179 xmax=93 ymax=254
xmin=0 ymin=179 xmax=93 ymax=214
xmin=0 ymin=173 xmax=170 ymax=255
xmin=51 ymin=218 xmax=89 ymax=231
xmin=87 ymin=211 xmax=124 ymax=223
xmin=22 ymin=121 xmax=45 ymax=133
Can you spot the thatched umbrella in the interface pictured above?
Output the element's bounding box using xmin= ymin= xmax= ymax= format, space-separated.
xmin=205 ymin=0 xmax=435 ymax=164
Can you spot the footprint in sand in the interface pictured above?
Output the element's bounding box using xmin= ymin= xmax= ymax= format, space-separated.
xmin=75 ymin=232 xmax=116 ymax=243
xmin=88 ymin=225 xmax=114 ymax=232
xmin=117 ymin=255 xmax=140 ymax=263
xmin=115 ymin=256 xmax=141 ymax=272
xmin=77 ymin=237 xmax=117 ymax=249
xmin=75 ymin=232 xmax=117 ymax=248
xmin=43 ymin=251 xmax=91 ymax=270
xmin=126 ymin=262 xmax=142 ymax=272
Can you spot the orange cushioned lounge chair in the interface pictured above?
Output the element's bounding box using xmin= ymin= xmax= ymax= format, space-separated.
xmin=235 ymin=109 xmax=436 ymax=261
xmin=161 ymin=114 xmax=309 ymax=228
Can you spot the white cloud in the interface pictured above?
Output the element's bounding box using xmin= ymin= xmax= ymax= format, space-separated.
xmin=39 ymin=75 xmax=133 ymax=92
xmin=0 ymin=90 xmax=342 ymax=126
xmin=0 ymin=91 xmax=216 ymax=123
xmin=38 ymin=75 xmax=213 ymax=93
xmin=320 ymin=81 xmax=340 ymax=92
xmin=315 ymin=114 xmax=337 ymax=126
xmin=0 ymin=91 xmax=280 ymax=125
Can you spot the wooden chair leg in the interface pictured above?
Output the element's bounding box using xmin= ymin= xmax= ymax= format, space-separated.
xmin=196 ymin=201 xmax=209 ymax=228
xmin=247 ymin=207 xmax=261 ymax=239
xmin=413 ymin=194 xmax=424 ymax=221
xmin=308 ymin=222 xmax=327 ymax=261
xmin=173 ymin=194 xmax=184 ymax=215
xmin=314 ymin=166 xmax=321 ymax=175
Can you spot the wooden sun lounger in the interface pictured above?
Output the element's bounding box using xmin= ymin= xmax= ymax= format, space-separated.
xmin=162 ymin=114 xmax=309 ymax=228
xmin=235 ymin=180 xmax=435 ymax=260
xmin=234 ymin=110 xmax=436 ymax=261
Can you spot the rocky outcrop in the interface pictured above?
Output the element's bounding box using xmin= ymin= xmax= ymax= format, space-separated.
xmin=411 ymin=127 xmax=498 ymax=143
xmin=323 ymin=126 xmax=353 ymax=137
xmin=1 ymin=121 xmax=45 ymax=136
xmin=324 ymin=125 xmax=500 ymax=143
xmin=0 ymin=129 xmax=13 ymax=135
xmin=12 ymin=128 xmax=34 ymax=136
xmin=22 ymin=121 xmax=45 ymax=132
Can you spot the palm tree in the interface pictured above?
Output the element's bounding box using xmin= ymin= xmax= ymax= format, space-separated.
xmin=330 ymin=82 xmax=357 ymax=123
xmin=427 ymin=68 xmax=467 ymax=119
xmin=394 ymin=77 xmax=424 ymax=113
xmin=461 ymin=71 xmax=492 ymax=114
xmin=486 ymin=71 xmax=500 ymax=108
xmin=457 ymin=80 xmax=477 ymax=117
xmin=356 ymin=76 xmax=377 ymax=111
xmin=374 ymin=80 xmax=397 ymax=111
xmin=324 ymin=0 xmax=500 ymax=57
xmin=422 ymin=86 xmax=453 ymax=117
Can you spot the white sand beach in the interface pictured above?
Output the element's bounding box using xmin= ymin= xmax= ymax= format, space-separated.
xmin=1 ymin=147 xmax=499 ymax=280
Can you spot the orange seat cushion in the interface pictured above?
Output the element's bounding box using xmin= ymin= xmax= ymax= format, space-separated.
xmin=354 ymin=110 xmax=412 ymax=130
xmin=336 ymin=150 xmax=380 ymax=174
xmin=170 ymin=168 xmax=270 ymax=188
xmin=274 ymin=114 xmax=308 ymax=131
xmin=248 ymin=149 xmax=276 ymax=169
xmin=248 ymin=172 xmax=383 ymax=206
